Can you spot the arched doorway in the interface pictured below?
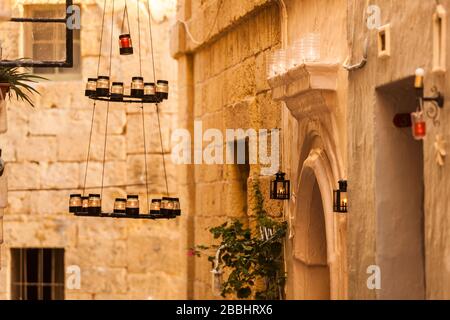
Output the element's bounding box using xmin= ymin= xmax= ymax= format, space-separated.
xmin=286 ymin=146 xmax=346 ymax=300
xmin=292 ymin=173 xmax=330 ymax=299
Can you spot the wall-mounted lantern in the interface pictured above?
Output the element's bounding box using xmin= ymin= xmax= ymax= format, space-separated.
xmin=333 ymin=180 xmax=348 ymax=213
xmin=270 ymin=171 xmax=290 ymax=200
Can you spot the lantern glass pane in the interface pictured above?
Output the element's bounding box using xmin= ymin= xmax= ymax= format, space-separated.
xmin=340 ymin=191 xmax=348 ymax=212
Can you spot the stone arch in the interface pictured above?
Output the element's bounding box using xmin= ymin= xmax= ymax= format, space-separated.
xmin=288 ymin=120 xmax=347 ymax=300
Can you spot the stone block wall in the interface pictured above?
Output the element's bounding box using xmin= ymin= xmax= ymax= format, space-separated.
xmin=172 ymin=0 xmax=283 ymax=299
xmin=0 ymin=0 xmax=185 ymax=299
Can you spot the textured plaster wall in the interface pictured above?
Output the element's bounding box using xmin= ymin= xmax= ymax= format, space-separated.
xmin=0 ymin=0 xmax=185 ymax=299
xmin=348 ymin=0 xmax=450 ymax=299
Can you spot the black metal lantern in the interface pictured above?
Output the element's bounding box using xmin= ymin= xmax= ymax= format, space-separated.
xmin=270 ymin=171 xmax=290 ymax=200
xmin=333 ymin=180 xmax=348 ymax=213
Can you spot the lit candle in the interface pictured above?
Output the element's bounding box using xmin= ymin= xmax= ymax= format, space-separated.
xmin=156 ymin=80 xmax=169 ymax=100
xmin=85 ymin=78 xmax=97 ymax=97
xmin=111 ymin=82 xmax=124 ymax=101
xmin=126 ymin=195 xmax=140 ymax=215
xmin=96 ymin=76 xmax=110 ymax=97
xmin=150 ymin=199 xmax=161 ymax=215
xmin=88 ymin=194 xmax=101 ymax=215
xmin=119 ymin=34 xmax=133 ymax=55
xmin=113 ymin=198 xmax=127 ymax=214
xmin=69 ymin=194 xmax=82 ymax=213
xmin=131 ymin=77 xmax=144 ymax=98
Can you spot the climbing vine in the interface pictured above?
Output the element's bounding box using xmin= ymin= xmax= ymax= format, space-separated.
xmin=194 ymin=178 xmax=287 ymax=300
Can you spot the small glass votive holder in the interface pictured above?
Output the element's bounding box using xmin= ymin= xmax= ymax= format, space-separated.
xmin=287 ymin=39 xmax=304 ymax=69
xmin=302 ymin=33 xmax=321 ymax=62
xmin=85 ymin=78 xmax=97 ymax=96
xmin=150 ymin=199 xmax=161 ymax=215
xmin=69 ymin=194 xmax=82 ymax=213
xmin=173 ymin=198 xmax=181 ymax=216
xmin=96 ymin=76 xmax=110 ymax=96
xmin=81 ymin=196 xmax=89 ymax=214
xmin=156 ymin=80 xmax=169 ymax=100
xmin=113 ymin=198 xmax=127 ymax=214
xmin=143 ymin=82 xmax=156 ymax=100
xmin=111 ymin=82 xmax=124 ymax=101
xmin=160 ymin=197 xmax=172 ymax=215
xmin=131 ymin=77 xmax=144 ymax=98
xmin=126 ymin=195 xmax=140 ymax=215
xmin=119 ymin=34 xmax=133 ymax=55
xmin=88 ymin=194 xmax=101 ymax=215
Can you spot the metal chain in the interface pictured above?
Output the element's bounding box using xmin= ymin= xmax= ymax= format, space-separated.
xmin=100 ymin=0 xmax=115 ymax=203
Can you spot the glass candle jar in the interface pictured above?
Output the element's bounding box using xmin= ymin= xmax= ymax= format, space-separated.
xmin=111 ymin=82 xmax=124 ymax=101
xmin=173 ymin=198 xmax=181 ymax=216
xmin=69 ymin=194 xmax=82 ymax=213
xmin=96 ymin=76 xmax=110 ymax=96
xmin=156 ymin=80 xmax=169 ymax=100
xmin=126 ymin=195 xmax=140 ymax=215
xmin=114 ymin=198 xmax=127 ymax=214
xmin=131 ymin=77 xmax=144 ymax=98
xmin=81 ymin=196 xmax=89 ymax=214
xmin=119 ymin=34 xmax=133 ymax=55
xmin=144 ymin=82 xmax=156 ymax=100
xmin=302 ymin=33 xmax=321 ymax=62
xmin=160 ymin=197 xmax=171 ymax=215
xmin=88 ymin=194 xmax=101 ymax=215
xmin=411 ymin=110 xmax=426 ymax=140
xmin=150 ymin=199 xmax=161 ymax=214
xmin=85 ymin=78 xmax=97 ymax=96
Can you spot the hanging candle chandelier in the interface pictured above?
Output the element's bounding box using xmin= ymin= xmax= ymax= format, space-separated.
xmin=70 ymin=0 xmax=178 ymax=220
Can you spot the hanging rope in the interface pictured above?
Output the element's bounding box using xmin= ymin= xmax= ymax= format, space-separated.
xmin=100 ymin=0 xmax=115 ymax=203
xmin=121 ymin=0 xmax=131 ymax=35
xmin=83 ymin=0 xmax=108 ymax=196
xmin=137 ymin=0 xmax=151 ymax=213
xmin=147 ymin=0 xmax=169 ymax=196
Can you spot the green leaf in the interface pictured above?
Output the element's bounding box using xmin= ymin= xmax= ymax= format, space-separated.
xmin=237 ymin=287 xmax=252 ymax=299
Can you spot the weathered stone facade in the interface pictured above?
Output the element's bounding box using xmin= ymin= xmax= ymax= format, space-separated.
xmin=0 ymin=0 xmax=448 ymax=300
xmin=171 ymin=0 xmax=284 ymax=299
xmin=0 ymin=0 xmax=185 ymax=299
xmin=347 ymin=0 xmax=450 ymax=300
xmin=173 ymin=0 xmax=450 ymax=300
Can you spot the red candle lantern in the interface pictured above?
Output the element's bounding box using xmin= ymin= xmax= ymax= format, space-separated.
xmin=119 ymin=34 xmax=133 ymax=55
xmin=411 ymin=110 xmax=426 ymax=140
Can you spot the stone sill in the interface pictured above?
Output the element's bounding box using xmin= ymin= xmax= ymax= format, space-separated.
xmin=267 ymin=62 xmax=340 ymax=120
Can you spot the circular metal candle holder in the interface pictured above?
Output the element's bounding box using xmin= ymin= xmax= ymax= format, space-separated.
xmin=73 ymin=211 xmax=177 ymax=220
xmin=87 ymin=93 xmax=165 ymax=104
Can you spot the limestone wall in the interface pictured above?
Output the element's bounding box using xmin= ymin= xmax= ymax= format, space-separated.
xmin=0 ymin=0 xmax=185 ymax=299
xmin=172 ymin=0 xmax=283 ymax=299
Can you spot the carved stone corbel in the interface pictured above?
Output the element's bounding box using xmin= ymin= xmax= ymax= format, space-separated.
xmin=267 ymin=62 xmax=339 ymax=120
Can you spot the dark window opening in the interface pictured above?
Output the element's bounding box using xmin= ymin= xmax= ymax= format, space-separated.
xmin=11 ymin=248 xmax=65 ymax=300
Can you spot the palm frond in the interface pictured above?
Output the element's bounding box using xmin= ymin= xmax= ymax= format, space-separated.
xmin=0 ymin=61 xmax=47 ymax=108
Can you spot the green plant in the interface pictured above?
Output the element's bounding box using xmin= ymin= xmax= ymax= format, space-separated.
xmin=0 ymin=65 xmax=46 ymax=107
xmin=195 ymin=178 xmax=287 ymax=300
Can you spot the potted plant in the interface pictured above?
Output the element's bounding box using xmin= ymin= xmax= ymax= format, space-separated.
xmin=0 ymin=65 xmax=46 ymax=107
xmin=193 ymin=179 xmax=288 ymax=300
